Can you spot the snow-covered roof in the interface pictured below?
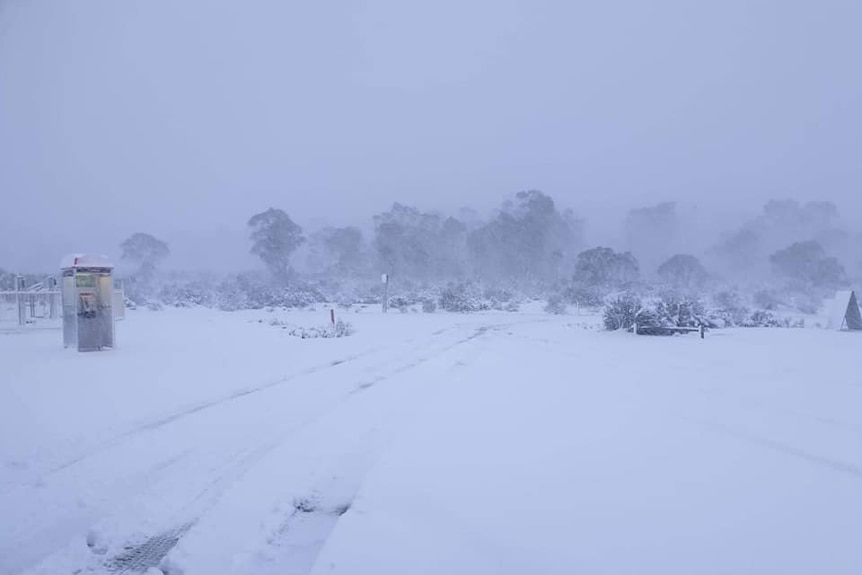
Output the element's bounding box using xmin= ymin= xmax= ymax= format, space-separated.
xmin=60 ymin=253 xmax=114 ymax=270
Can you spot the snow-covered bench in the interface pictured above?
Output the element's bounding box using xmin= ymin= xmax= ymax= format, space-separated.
xmin=633 ymin=323 xmax=706 ymax=338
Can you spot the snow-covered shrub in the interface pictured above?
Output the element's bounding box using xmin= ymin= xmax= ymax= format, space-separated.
xmin=440 ymin=283 xmax=486 ymax=313
xmin=544 ymin=294 xmax=568 ymax=315
xmin=563 ymin=283 xmax=604 ymax=308
xmin=483 ymin=286 xmax=515 ymax=303
xmin=389 ymin=296 xmax=412 ymax=313
xmin=504 ymin=301 xmax=520 ymax=312
xmin=742 ymin=310 xmax=782 ymax=328
xmin=708 ymin=290 xmax=749 ymax=327
xmin=288 ymin=320 xmax=355 ymax=339
xmin=652 ymin=292 xmax=708 ymax=329
xmin=214 ymin=274 xmax=327 ymax=311
xmin=216 ymin=276 xmax=251 ymax=311
xmin=607 ymin=291 xmax=711 ymax=335
xmin=741 ymin=310 xmax=804 ymax=328
xmin=603 ymin=293 xmax=642 ymax=331
xmin=422 ymin=299 xmax=437 ymax=313
xmin=334 ymin=320 xmax=355 ymax=337
xmin=158 ymin=282 xmax=213 ymax=308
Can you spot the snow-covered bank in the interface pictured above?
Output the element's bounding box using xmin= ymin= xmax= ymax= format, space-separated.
xmin=1 ymin=309 xmax=860 ymax=574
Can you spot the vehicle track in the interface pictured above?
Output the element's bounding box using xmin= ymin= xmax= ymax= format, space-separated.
xmin=6 ymin=323 xmax=501 ymax=575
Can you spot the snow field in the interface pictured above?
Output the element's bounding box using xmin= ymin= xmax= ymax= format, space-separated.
xmin=1 ymin=308 xmax=860 ymax=574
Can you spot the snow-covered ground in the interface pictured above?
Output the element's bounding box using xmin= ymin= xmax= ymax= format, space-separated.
xmin=1 ymin=307 xmax=860 ymax=574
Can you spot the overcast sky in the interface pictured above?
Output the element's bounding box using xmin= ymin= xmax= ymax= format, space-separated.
xmin=1 ymin=0 xmax=860 ymax=272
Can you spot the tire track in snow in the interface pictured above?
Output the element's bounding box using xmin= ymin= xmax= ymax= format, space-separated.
xmin=94 ymin=325 xmax=494 ymax=575
xmin=7 ymin=323 xmax=502 ymax=575
xmin=162 ymin=328 xmax=494 ymax=575
xmin=699 ymin=420 xmax=862 ymax=480
xmin=11 ymin=324 xmax=469 ymax=492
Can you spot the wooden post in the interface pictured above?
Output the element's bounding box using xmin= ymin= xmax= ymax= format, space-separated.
xmin=331 ymin=309 xmax=335 ymax=326
xmin=700 ymin=324 xmax=705 ymax=339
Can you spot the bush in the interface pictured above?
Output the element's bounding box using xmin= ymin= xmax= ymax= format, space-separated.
xmin=741 ymin=310 xmax=804 ymax=328
xmin=388 ymin=296 xmax=414 ymax=313
xmin=544 ymin=294 xmax=567 ymax=315
xmin=613 ymin=291 xmax=712 ymax=335
xmin=158 ymin=282 xmax=213 ymax=307
xmin=653 ymin=291 xmax=707 ymax=328
xmin=288 ymin=320 xmax=355 ymax=339
xmin=603 ymin=293 xmax=642 ymax=331
xmin=742 ymin=310 xmax=782 ymax=327
xmin=563 ymin=283 xmax=604 ymax=308
xmin=504 ymin=301 xmax=520 ymax=312
xmin=708 ymin=290 xmax=749 ymax=328
xmin=440 ymin=283 xmax=486 ymax=313
xmin=214 ymin=274 xmax=327 ymax=311
xmin=421 ymin=299 xmax=437 ymax=313
xmin=483 ymin=287 xmax=515 ymax=302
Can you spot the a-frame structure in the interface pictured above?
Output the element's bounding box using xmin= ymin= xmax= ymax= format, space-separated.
xmin=826 ymin=290 xmax=862 ymax=331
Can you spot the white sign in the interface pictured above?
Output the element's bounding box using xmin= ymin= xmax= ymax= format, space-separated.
xmin=381 ymin=273 xmax=389 ymax=284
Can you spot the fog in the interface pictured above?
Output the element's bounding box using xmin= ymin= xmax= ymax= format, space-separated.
xmin=1 ymin=0 xmax=861 ymax=273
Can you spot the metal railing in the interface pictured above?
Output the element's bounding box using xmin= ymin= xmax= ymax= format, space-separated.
xmin=0 ymin=277 xmax=125 ymax=328
xmin=0 ymin=290 xmax=62 ymax=327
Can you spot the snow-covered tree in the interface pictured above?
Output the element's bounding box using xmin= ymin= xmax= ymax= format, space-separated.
xmin=708 ymin=228 xmax=761 ymax=278
xmin=302 ymin=226 xmax=367 ymax=277
xmin=468 ymin=190 xmax=583 ymax=282
xmin=574 ymin=247 xmax=639 ymax=289
xmin=708 ymin=199 xmax=849 ymax=282
xmin=120 ymin=232 xmax=170 ymax=277
xmin=373 ymin=204 xmax=468 ymax=281
xmin=769 ymin=240 xmax=846 ymax=288
xmin=657 ymin=254 xmax=708 ymax=289
xmin=0 ymin=269 xmax=15 ymax=291
xmin=248 ymin=208 xmax=305 ymax=281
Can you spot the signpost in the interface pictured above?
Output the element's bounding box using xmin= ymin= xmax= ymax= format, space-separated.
xmin=382 ymin=273 xmax=389 ymax=314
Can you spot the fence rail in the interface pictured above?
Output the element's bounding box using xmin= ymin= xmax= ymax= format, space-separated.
xmin=0 ymin=288 xmax=125 ymax=328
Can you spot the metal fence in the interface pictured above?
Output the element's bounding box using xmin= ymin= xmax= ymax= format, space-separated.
xmin=0 ymin=285 xmax=125 ymax=329
xmin=0 ymin=290 xmax=62 ymax=328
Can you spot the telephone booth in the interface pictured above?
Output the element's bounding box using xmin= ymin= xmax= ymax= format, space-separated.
xmin=60 ymin=254 xmax=115 ymax=351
